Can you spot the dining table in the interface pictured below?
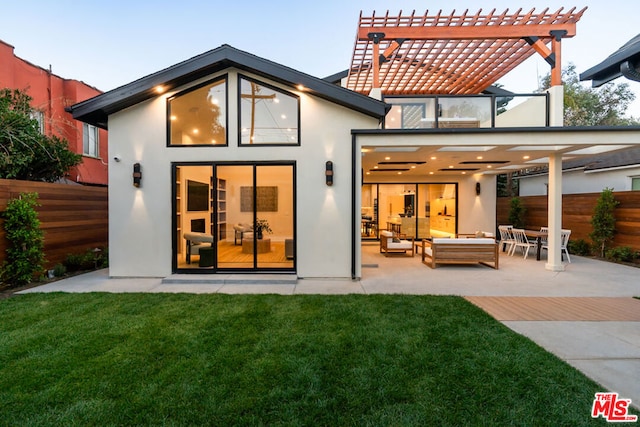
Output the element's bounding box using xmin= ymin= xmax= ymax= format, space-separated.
xmin=524 ymin=229 xmax=548 ymax=261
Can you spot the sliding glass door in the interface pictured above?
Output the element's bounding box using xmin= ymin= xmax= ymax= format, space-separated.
xmin=173 ymin=163 xmax=295 ymax=272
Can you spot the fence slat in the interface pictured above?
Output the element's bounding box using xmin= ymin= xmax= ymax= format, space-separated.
xmin=0 ymin=179 xmax=108 ymax=269
xmin=497 ymin=191 xmax=640 ymax=252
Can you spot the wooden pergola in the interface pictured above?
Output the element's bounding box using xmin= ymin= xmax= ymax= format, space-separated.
xmin=346 ymin=7 xmax=587 ymax=95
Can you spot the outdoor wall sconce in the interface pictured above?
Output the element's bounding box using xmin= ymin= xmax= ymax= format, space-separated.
xmin=325 ymin=161 xmax=334 ymax=186
xmin=475 ymin=182 xmax=481 ymax=196
xmin=133 ymin=163 xmax=142 ymax=187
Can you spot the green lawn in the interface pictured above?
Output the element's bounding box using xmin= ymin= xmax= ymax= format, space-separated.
xmin=0 ymin=293 xmax=622 ymax=426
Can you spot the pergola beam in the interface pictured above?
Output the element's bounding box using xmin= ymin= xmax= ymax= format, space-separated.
xmin=357 ymin=24 xmax=577 ymax=41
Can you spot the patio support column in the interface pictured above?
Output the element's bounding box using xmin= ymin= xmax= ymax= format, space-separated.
xmin=546 ymin=152 xmax=564 ymax=271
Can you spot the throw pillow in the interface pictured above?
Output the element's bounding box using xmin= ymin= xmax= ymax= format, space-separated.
xmin=392 ymin=237 xmax=401 ymax=243
xmin=475 ymin=231 xmax=484 ymax=238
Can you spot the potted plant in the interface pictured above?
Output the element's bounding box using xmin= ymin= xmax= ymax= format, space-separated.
xmin=254 ymin=219 xmax=272 ymax=239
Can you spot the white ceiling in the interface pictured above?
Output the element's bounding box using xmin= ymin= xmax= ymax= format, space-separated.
xmin=360 ymin=137 xmax=638 ymax=180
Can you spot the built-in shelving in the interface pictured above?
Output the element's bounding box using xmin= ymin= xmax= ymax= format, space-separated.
xmin=176 ymin=168 xmax=182 ymax=254
xmin=217 ymin=178 xmax=227 ymax=240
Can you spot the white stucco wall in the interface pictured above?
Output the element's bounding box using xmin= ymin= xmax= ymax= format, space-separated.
xmin=107 ymin=69 xmax=379 ymax=278
xmin=519 ymin=166 xmax=640 ymax=196
xmin=493 ymin=96 xmax=547 ymax=127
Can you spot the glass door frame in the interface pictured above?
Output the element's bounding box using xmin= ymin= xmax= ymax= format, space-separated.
xmin=172 ymin=161 xmax=296 ymax=273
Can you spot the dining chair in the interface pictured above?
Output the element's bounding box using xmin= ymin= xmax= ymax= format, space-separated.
xmin=541 ymin=229 xmax=572 ymax=263
xmin=539 ymin=226 xmax=548 ymax=247
xmin=510 ymin=228 xmax=537 ymax=259
xmin=498 ymin=225 xmax=515 ymax=254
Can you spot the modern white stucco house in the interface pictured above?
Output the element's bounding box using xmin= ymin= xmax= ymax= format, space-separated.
xmin=69 ymin=9 xmax=640 ymax=279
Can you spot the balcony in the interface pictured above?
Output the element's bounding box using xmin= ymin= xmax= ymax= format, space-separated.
xmin=383 ymin=94 xmax=549 ymax=130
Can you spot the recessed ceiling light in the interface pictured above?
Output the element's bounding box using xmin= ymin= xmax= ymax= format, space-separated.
xmin=170 ymin=115 xmax=177 ymax=121
xmin=429 ymin=171 xmax=434 ymax=175
xmin=155 ymin=85 xmax=165 ymax=94
xmin=385 ymin=156 xmax=391 ymax=160
xmin=411 ymin=165 xmax=416 ymax=169
xmin=462 ymin=172 xmax=466 ymax=175
xmin=449 ymin=165 xmax=454 ymax=168
xmin=523 ymin=155 xmax=530 ymax=160
xmin=296 ymin=84 xmax=305 ymax=91
xmin=477 ymin=156 xmax=483 ymax=160
xmin=431 ymin=156 xmax=437 ymax=160
xmin=193 ymin=129 xmax=199 ymax=134
xmin=487 ymin=165 xmax=492 ymax=169
xmin=374 ymin=166 xmax=378 ymax=169
xmin=397 ymin=172 xmax=402 ymax=175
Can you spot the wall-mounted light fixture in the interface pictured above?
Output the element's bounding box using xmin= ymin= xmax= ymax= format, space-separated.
xmin=475 ymin=182 xmax=481 ymax=196
xmin=133 ymin=163 xmax=142 ymax=187
xmin=325 ymin=161 xmax=334 ymax=186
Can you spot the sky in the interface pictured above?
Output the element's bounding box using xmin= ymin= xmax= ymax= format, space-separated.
xmin=2 ymin=0 xmax=640 ymax=116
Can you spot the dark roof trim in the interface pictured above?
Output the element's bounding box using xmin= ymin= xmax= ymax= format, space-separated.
xmin=580 ymin=34 xmax=640 ymax=87
xmin=69 ymin=45 xmax=389 ymax=129
xmin=323 ymin=70 xmax=349 ymax=84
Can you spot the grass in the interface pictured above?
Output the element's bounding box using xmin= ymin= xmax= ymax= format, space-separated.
xmin=0 ymin=293 xmax=626 ymax=426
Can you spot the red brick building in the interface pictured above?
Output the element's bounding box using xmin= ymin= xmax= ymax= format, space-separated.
xmin=0 ymin=39 xmax=108 ymax=185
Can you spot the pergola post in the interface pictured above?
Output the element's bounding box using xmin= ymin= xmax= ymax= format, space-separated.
xmin=546 ymin=152 xmax=564 ymax=271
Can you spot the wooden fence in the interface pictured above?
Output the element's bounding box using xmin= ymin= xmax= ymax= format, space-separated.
xmin=497 ymin=191 xmax=640 ymax=251
xmin=0 ymin=179 xmax=108 ymax=269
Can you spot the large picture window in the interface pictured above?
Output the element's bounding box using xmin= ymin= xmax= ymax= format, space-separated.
xmin=239 ymin=76 xmax=299 ymax=145
xmin=168 ymin=77 xmax=227 ymax=146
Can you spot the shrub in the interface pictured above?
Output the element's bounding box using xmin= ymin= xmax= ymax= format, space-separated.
xmin=589 ymin=188 xmax=619 ymax=258
xmin=53 ymin=263 xmax=67 ymax=277
xmin=605 ymin=246 xmax=637 ymax=263
xmin=0 ymin=192 xmax=45 ymax=287
xmin=568 ymin=239 xmax=592 ymax=256
xmin=507 ymin=197 xmax=526 ymax=228
xmin=63 ymin=248 xmax=108 ymax=272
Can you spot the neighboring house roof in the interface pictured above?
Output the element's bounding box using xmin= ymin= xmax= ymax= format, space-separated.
xmin=518 ymin=146 xmax=640 ymax=177
xmin=580 ymin=33 xmax=640 ymax=87
xmin=69 ymin=44 xmax=389 ymax=129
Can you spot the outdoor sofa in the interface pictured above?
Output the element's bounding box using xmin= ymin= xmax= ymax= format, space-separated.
xmin=421 ymin=236 xmax=499 ymax=269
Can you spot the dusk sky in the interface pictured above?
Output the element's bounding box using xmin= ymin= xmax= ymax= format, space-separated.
xmin=3 ymin=0 xmax=640 ymax=116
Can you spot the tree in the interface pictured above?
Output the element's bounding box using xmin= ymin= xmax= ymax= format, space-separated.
xmin=507 ymin=197 xmax=526 ymax=228
xmin=539 ymin=63 xmax=639 ymax=126
xmin=0 ymin=88 xmax=82 ymax=182
xmin=589 ymin=187 xmax=619 ymax=258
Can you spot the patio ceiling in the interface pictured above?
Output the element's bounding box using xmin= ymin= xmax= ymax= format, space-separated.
xmin=346 ymin=7 xmax=587 ymax=95
xmin=358 ymin=128 xmax=640 ymax=179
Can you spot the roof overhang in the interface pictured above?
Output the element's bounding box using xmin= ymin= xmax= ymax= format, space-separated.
xmin=580 ymin=34 xmax=640 ymax=87
xmin=69 ymin=45 xmax=389 ymax=129
xmin=347 ymin=7 xmax=586 ymax=95
xmin=354 ymin=126 xmax=640 ymax=178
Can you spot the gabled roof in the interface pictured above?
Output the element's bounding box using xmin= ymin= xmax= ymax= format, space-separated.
xmin=580 ymin=34 xmax=640 ymax=87
xmin=69 ymin=44 xmax=389 ymax=129
xmin=346 ymin=7 xmax=586 ymax=95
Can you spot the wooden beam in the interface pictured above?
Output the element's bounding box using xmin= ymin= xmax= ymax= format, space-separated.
xmin=524 ymin=36 xmax=555 ymax=67
xmin=357 ymin=24 xmax=577 ymax=41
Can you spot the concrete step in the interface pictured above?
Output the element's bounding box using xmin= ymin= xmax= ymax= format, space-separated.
xmin=161 ymin=273 xmax=298 ymax=285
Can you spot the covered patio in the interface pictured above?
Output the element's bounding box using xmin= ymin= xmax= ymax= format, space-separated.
xmin=346 ymin=7 xmax=640 ymax=277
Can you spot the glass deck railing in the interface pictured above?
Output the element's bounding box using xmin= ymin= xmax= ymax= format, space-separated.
xmin=383 ymin=94 xmax=549 ymax=129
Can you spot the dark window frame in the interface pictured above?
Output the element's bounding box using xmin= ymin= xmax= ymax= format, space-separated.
xmin=237 ymin=74 xmax=301 ymax=147
xmin=166 ymin=75 xmax=229 ymax=147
